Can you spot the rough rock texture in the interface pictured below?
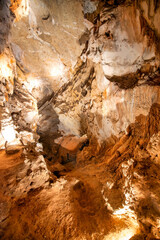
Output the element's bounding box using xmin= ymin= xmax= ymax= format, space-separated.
xmin=1 ymin=0 xmax=160 ymax=240
xmin=0 ymin=0 xmax=13 ymax=53
xmin=11 ymin=0 xmax=86 ymax=96
xmin=52 ymin=0 xmax=160 ymax=145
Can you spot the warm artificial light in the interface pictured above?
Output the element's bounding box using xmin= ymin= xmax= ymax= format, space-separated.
xmin=104 ymin=228 xmax=137 ymax=240
xmin=10 ymin=0 xmax=29 ymax=20
xmin=1 ymin=125 xmax=16 ymax=143
xmin=0 ymin=57 xmax=13 ymax=80
xmin=50 ymin=63 xmax=64 ymax=77
xmin=25 ymin=75 xmax=41 ymax=92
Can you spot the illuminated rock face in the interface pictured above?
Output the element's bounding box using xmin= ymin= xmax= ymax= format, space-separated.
xmin=11 ymin=0 xmax=86 ymax=94
xmin=6 ymin=0 xmax=160 ymax=147
xmin=52 ymin=1 xmax=160 ymax=145
xmin=1 ymin=0 xmax=160 ymax=240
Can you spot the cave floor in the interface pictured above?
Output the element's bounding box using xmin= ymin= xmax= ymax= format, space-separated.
xmin=0 ymin=149 xmax=143 ymax=240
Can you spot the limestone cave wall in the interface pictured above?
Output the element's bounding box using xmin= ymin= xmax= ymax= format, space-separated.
xmin=1 ymin=1 xmax=160 ymax=239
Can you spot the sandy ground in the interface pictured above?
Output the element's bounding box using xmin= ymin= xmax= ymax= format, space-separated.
xmin=0 ymin=149 xmax=140 ymax=240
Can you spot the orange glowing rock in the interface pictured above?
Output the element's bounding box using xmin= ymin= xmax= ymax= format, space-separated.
xmin=10 ymin=0 xmax=29 ymax=20
xmin=5 ymin=93 xmax=8 ymax=102
xmin=103 ymin=89 xmax=107 ymax=99
xmin=10 ymin=0 xmax=22 ymax=13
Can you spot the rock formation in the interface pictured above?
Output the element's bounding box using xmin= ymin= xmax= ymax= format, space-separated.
xmin=1 ymin=0 xmax=160 ymax=239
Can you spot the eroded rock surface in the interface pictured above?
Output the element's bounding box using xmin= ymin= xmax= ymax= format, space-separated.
xmin=1 ymin=0 xmax=160 ymax=239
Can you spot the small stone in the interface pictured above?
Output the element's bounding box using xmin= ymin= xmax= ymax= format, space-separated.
xmin=82 ymin=89 xmax=88 ymax=96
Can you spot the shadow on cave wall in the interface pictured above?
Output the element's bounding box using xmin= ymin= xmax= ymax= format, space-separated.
xmin=0 ymin=0 xmax=14 ymax=53
xmin=37 ymin=100 xmax=60 ymax=159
